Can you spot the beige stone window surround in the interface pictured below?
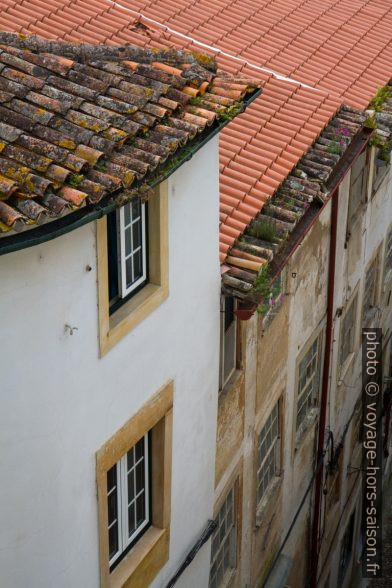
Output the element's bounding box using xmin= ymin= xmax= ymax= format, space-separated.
xmin=293 ymin=322 xmax=325 ymax=448
xmin=338 ymin=285 xmax=360 ymax=380
xmin=96 ymin=380 xmax=173 ymax=588
xmin=254 ymin=398 xmax=283 ymax=525
xmin=362 ymin=245 xmax=382 ymax=325
xmin=210 ymin=461 xmax=243 ymax=588
xmin=97 ymin=183 xmax=169 ymax=356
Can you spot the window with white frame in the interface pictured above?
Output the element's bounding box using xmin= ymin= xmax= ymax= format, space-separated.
xmin=257 ymin=401 xmax=281 ymax=505
xmin=107 ymin=197 xmax=147 ymax=312
xmin=340 ymin=296 xmax=357 ymax=366
xmin=384 ymin=228 xmax=392 ymax=283
xmin=107 ymin=434 xmax=150 ymax=569
xmin=296 ymin=332 xmax=323 ymax=431
xmin=338 ymin=510 xmax=356 ymax=583
xmin=219 ymin=296 xmax=237 ymax=390
xmin=372 ymin=146 xmax=390 ymax=194
xmin=209 ymin=486 xmax=236 ymax=588
xmin=363 ymin=254 xmax=380 ymax=321
xmin=347 ymin=150 xmax=367 ymax=228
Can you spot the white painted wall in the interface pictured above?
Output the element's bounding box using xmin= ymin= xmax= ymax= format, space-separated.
xmin=0 ymin=137 xmax=220 ymax=588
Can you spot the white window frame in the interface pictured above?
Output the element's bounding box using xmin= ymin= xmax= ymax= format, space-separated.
xmin=340 ymin=295 xmax=358 ymax=367
xmin=347 ymin=150 xmax=367 ymax=227
xmin=362 ymin=250 xmax=381 ymax=322
xmin=107 ymin=434 xmax=150 ymax=568
xmin=384 ymin=227 xmax=392 ymax=285
xmin=209 ymin=485 xmax=237 ymax=588
xmin=296 ymin=331 xmax=323 ymax=432
xmin=219 ymin=296 xmax=237 ymax=390
xmin=117 ymin=199 xmax=147 ymax=298
xmin=256 ymin=401 xmax=281 ymax=505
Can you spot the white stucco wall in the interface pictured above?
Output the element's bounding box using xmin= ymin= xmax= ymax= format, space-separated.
xmin=0 ymin=137 xmax=220 ymax=588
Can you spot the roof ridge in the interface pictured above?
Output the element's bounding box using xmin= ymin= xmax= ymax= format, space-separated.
xmin=105 ymin=0 xmax=333 ymax=95
xmin=0 ymin=31 xmax=216 ymax=70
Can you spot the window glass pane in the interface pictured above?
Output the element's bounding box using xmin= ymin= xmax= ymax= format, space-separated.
xmin=107 ymin=488 xmax=118 ymax=524
xmin=127 ymin=471 xmax=135 ymax=504
xmin=133 ymin=249 xmax=142 ymax=281
xmin=127 ymin=447 xmax=134 ymax=469
xmin=107 ymin=210 xmax=119 ymax=303
xmin=128 ymin=501 xmax=135 ymax=536
xmin=136 ymin=461 xmax=144 ymax=494
xmin=135 ymin=438 xmax=144 ymax=461
xmin=107 ymin=464 xmax=117 ymax=492
xmin=108 ymin=523 xmax=119 ymax=560
xmin=132 ymin=198 xmax=141 ymax=219
xmin=125 ymin=227 xmax=132 ymax=255
xmin=224 ymin=297 xmax=235 ymax=331
xmin=107 ymin=465 xmax=119 ymax=561
xmin=136 ymin=494 xmax=146 ymax=526
xmin=133 ymin=220 xmax=141 ymax=250
xmin=124 ymin=202 xmax=131 ymax=226
xmin=125 ymin=256 xmax=133 ymax=286
xmin=209 ymin=486 xmax=236 ymax=587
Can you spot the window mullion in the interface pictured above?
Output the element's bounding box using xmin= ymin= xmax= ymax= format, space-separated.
xmin=120 ymin=456 xmax=128 ymax=551
xmin=117 ymin=207 xmax=127 ymax=299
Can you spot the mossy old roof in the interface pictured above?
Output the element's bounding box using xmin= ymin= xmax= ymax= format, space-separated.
xmin=0 ymin=33 xmax=259 ymax=238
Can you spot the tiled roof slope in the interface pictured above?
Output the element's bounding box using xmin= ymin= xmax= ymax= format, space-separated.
xmin=222 ymin=105 xmax=368 ymax=299
xmin=2 ymin=1 xmax=392 ymax=260
xmin=0 ymin=34 xmax=258 ymax=236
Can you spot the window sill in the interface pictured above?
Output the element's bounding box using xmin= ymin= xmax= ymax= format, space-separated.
xmin=295 ymin=409 xmax=318 ymax=452
xmin=255 ymin=476 xmax=282 ymax=528
xmin=362 ymin=306 xmax=379 ymax=328
xmin=338 ymin=351 xmax=356 ymax=384
xmin=261 ymin=293 xmax=286 ymax=331
xmin=101 ymin=282 xmax=169 ymax=356
xmin=220 ymin=567 xmax=237 ymax=588
xmin=218 ymin=369 xmax=244 ymax=402
xmin=108 ymin=527 xmax=169 ymax=588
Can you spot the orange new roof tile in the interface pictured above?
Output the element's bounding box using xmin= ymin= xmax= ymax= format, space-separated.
xmin=1 ymin=0 xmax=392 ymax=262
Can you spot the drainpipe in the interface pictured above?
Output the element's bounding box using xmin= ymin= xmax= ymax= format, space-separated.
xmin=309 ymin=187 xmax=339 ymax=588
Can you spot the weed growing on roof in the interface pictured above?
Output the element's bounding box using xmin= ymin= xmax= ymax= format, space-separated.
xmin=370 ymin=133 xmax=392 ymax=162
xmin=248 ymin=218 xmax=278 ymax=242
xmin=253 ymin=264 xmax=272 ymax=300
xmin=326 ymin=126 xmax=351 ymax=155
xmin=364 ymin=113 xmax=377 ymax=129
xmin=369 ymin=86 xmax=392 ymax=111
xmin=94 ymin=161 xmax=107 ymax=172
xmin=218 ymin=102 xmax=245 ymax=121
xmin=68 ymin=174 xmax=84 ymax=188
xmin=189 ymin=96 xmax=204 ymax=106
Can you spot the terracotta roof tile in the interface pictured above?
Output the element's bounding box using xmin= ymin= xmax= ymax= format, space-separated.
xmin=0 ymin=32 xmax=259 ymax=235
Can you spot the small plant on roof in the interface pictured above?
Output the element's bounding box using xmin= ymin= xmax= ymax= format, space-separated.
xmin=369 ymin=133 xmax=391 ymax=162
xmin=253 ymin=264 xmax=272 ymax=301
xmin=68 ymin=173 xmax=84 ymax=188
xmin=327 ymin=126 xmax=351 ymax=155
xmin=189 ymin=95 xmax=204 ymax=106
xmin=94 ymin=161 xmax=107 ymax=172
xmin=218 ymin=102 xmax=245 ymax=122
xmin=254 ymin=269 xmax=284 ymax=315
xmin=369 ymin=85 xmax=392 ymax=111
xmin=248 ymin=218 xmax=278 ymax=242
xmin=364 ymin=113 xmax=377 ymax=129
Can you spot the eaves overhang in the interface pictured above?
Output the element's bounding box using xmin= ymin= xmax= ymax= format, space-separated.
xmin=0 ymin=88 xmax=261 ymax=256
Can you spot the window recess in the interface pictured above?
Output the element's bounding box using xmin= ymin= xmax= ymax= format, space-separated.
xmin=219 ymin=296 xmax=237 ymax=391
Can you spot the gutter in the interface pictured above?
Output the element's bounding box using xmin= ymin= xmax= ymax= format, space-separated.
xmin=0 ymin=88 xmax=262 ymax=257
xmin=236 ymin=128 xmax=372 ymax=319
